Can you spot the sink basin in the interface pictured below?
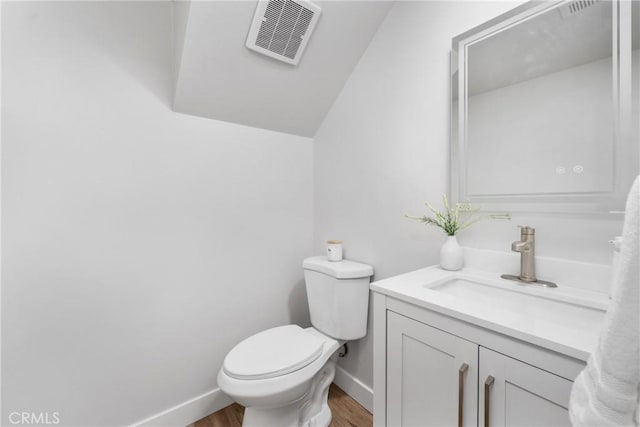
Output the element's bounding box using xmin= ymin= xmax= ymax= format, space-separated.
xmin=431 ymin=277 xmax=560 ymax=303
xmin=427 ymin=276 xmax=605 ymax=333
xmin=369 ymin=253 xmax=611 ymax=360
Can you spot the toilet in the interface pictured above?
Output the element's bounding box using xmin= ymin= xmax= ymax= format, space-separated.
xmin=217 ymin=256 xmax=374 ymax=427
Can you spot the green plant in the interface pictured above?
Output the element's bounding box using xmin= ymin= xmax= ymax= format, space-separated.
xmin=406 ymin=194 xmax=510 ymax=236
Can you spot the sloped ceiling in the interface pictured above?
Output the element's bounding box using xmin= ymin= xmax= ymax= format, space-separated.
xmin=173 ymin=1 xmax=393 ymax=137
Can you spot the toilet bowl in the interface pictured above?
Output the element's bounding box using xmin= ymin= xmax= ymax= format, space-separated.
xmin=217 ymin=256 xmax=374 ymax=427
xmin=217 ymin=326 xmax=342 ymax=426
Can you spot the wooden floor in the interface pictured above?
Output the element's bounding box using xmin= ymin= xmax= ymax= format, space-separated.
xmin=193 ymin=384 xmax=372 ymax=427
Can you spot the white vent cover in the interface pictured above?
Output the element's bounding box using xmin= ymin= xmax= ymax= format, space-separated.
xmin=559 ymin=0 xmax=601 ymax=19
xmin=246 ymin=0 xmax=321 ymax=66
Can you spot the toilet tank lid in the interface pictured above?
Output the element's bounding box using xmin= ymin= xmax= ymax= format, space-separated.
xmin=303 ymin=256 xmax=374 ymax=279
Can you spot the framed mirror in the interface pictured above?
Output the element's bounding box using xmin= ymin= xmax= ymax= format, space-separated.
xmin=451 ymin=0 xmax=639 ymax=213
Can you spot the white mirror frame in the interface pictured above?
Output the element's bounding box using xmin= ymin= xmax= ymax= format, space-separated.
xmin=450 ymin=0 xmax=638 ymax=214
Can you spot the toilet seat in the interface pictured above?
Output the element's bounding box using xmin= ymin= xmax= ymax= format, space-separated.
xmin=223 ymin=325 xmax=324 ymax=380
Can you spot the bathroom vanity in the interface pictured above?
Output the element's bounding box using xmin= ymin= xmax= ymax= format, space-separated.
xmin=370 ymin=249 xmax=610 ymax=427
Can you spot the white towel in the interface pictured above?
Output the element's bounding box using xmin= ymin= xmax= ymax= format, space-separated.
xmin=569 ymin=175 xmax=640 ymax=426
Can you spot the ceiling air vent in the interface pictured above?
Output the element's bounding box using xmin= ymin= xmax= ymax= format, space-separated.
xmin=246 ymin=0 xmax=321 ymax=66
xmin=559 ymin=0 xmax=601 ymax=19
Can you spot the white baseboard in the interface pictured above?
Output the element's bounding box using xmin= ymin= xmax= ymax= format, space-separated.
xmin=333 ymin=366 xmax=373 ymax=413
xmin=131 ymin=368 xmax=371 ymax=427
xmin=131 ymin=387 xmax=233 ymax=427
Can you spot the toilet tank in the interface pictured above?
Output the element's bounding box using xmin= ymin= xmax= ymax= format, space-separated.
xmin=302 ymin=256 xmax=374 ymax=340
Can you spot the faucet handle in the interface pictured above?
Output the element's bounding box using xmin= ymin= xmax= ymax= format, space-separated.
xmin=517 ymin=225 xmax=535 ymax=235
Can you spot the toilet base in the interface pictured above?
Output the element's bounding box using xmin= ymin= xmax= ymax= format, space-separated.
xmin=242 ymin=353 xmax=338 ymax=427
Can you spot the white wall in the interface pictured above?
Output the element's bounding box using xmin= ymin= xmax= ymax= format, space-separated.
xmin=313 ymin=0 xmax=624 ymax=392
xmin=1 ymin=2 xmax=313 ymax=426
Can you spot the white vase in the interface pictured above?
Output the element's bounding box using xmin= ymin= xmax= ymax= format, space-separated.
xmin=440 ymin=235 xmax=464 ymax=271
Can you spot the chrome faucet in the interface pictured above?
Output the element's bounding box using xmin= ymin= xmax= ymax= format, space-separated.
xmin=501 ymin=226 xmax=557 ymax=288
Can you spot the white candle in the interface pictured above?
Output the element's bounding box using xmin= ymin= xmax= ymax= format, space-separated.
xmin=326 ymin=240 xmax=343 ymax=262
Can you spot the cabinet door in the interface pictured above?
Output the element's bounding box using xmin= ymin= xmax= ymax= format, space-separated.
xmin=479 ymin=347 xmax=573 ymax=427
xmin=387 ymin=311 xmax=478 ymax=427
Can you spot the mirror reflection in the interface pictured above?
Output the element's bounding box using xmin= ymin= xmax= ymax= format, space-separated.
xmin=468 ymin=1 xmax=612 ymax=196
xmin=452 ymin=0 xmax=639 ymax=211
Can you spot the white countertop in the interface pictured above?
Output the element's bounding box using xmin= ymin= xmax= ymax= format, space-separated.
xmin=371 ymin=265 xmax=610 ymax=361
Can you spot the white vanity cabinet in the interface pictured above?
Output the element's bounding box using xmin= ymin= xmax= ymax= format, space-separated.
xmin=479 ymin=347 xmax=573 ymax=427
xmin=387 ymin=311 xmax=478 ymax=427
xmin=373 ymin=293 xmax=589 ymax=427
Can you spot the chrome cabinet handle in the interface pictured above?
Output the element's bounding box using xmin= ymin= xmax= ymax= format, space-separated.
xmin=458 ymin=363 xmax=469 ymax=427
xmin=484 ymin=375 xmax=495 ymax=427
